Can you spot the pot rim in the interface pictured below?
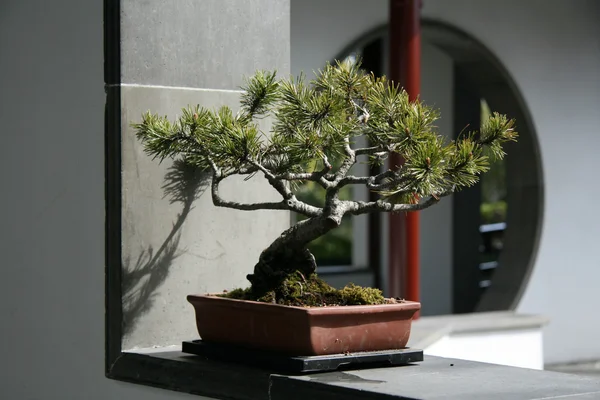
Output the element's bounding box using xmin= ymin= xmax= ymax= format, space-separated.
xmin=187 ymin=293 xmax=421 ymax=315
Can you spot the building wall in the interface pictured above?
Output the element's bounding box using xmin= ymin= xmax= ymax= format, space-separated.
xmin=433 ymin=0 xmax=599 ymax=365
xmin=118 ymin=0 xmax=290 ymax=351
xmin=0 ymin=1 xmax=195 ymax=398
xmin=291 ymin=0 xmax=600 ymax=364
xmin=0 ymin=0 xmax=288 ymax=399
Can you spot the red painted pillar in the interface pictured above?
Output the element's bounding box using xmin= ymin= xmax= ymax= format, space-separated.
xmin=388 ymin=0 xmax=422 ymax=317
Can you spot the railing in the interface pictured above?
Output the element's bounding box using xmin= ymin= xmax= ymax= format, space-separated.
xmin=478 ymin=222 xmax=506 ymax=290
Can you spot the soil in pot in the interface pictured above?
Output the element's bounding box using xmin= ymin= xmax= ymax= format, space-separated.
xmin=220 ymin=270 xmax=397 ymax=307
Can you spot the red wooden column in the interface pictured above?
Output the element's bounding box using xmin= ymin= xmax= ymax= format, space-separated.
xmin=388 ymin=0 xmax=422 ymax=317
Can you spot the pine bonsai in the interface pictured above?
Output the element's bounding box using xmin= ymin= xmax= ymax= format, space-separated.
xmin=134 ymin=59 xmax=517 ymax=307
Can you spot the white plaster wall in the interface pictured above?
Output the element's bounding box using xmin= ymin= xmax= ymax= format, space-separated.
xmin=291 ymin=0 xmax=388 ymax=78
xmin=0 ymin=0 xmax=202 ymax=398
xmin=424 ymin=329 xmax=544 ymax=370
xmin=291 ymin=0 xmax=600 ymax=364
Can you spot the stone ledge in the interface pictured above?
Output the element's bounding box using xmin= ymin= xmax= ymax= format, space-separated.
xmin=271 ymin=356 xmax=600 ymax=400
xmin=108 ymin=351 xmax=272 ymax=400
xmin=109 ymin=348 xmax=600 ymax=400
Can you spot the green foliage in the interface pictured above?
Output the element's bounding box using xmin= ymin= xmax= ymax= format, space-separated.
xmin=133 ymin=104 xmax=263 ymax=173
xmin=134 ymin=59 xmax=519 ymax=305
xmin=478 ymin=112 xmax=518 ymax=160
xmin=269 ymin=71 xmax=353 ymax=171
xmin=378 ymin=114 xmax=516 ymax=203
xmin=364 ymin=76 xmax=439 ymax=153
xmin=479 ymin=100 xmax=508 ymax=223
xmin=481 ymin=200 xmax=507 ymax=224
xmin=239 ymin=70 xmax=280 ymax=119
xmin=134 ymin=58 xmax=517 ymax=206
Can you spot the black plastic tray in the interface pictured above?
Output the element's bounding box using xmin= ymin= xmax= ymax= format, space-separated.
xmin=182 ymin=340 xmax=423 ymax=373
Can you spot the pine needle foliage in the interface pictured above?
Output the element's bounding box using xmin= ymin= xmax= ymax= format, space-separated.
xmin=134 ymin=58 xmax=517 ymax=246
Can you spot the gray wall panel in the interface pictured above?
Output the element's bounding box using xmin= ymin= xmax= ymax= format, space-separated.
xmin=121 ymin=0 xmax=290 ymax=89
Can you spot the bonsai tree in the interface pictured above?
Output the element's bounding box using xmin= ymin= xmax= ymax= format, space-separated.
xmin=134 ymin=59 xmax=517 ymax=307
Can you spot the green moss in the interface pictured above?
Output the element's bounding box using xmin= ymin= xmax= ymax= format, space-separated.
xmin=219 ymin=287 xmax=248 ymax=299
xmin=221 ymin=271 xmax=386 ymax=307
xmin=337 ymin=283 xmax=387 ymax=305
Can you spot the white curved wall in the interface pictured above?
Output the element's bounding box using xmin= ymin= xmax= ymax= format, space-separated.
xmin=291 ymin=0 xmax=600 ymax=364
xmin=424 ymin=0 xmax=600 ymax=366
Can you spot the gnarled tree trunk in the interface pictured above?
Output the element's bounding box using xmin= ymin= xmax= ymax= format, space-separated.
xmin=246 ymin=215 xmax=340 ymax=297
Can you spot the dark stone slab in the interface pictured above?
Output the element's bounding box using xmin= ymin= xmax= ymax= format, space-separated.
xmin=270 ymin=356 xmax=600 ymax=400
xmin=108 ymin=351 xmax=600 ymax=400
xmin=182 ymin=340 xmax=423 ymax=373
xmin=120 ymin=0 xmax=290 ymax=89
xmin=109 ymin=351 xmax=273 ymax=400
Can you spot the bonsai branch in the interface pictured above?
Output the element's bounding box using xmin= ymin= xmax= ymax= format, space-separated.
xmin=337 ymin=175 xmax=370 ymax=186
xmin=275 ymin=171 xmax=335 ymax=182
xmin=330 ymin=137 xmax=357 ymax=186
xmin=206 ymin=156 xmax=221 ymax=176
xmin=248 ymin=159 xmax=326 ymax=216
xmin=343 ymin=189 xmax=454 ymax=216
xmin=222 ymin=166 xmax=259 ymax=178
xmin=321 ymin=154 xmax=333 ymax=171
xmin=249 ymin=159 xmax=293 ymax=199
xmin=355 ymin=145 xmax=386 ymax=156
xmin=330 ymin=142 xmax=390 ymax=188
xmin=210 ymin=171 xmax=322 ymax=217
xmin=336 ymin=169 xmax=399 ymax=189
xmin=314 ymin=155 xmax=334 ymax=188
xmin=211 ymin=176 xmax=288 ymax=211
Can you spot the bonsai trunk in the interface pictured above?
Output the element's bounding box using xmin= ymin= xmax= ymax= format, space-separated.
xmin=246 ymin=215 xmax=340 ymax=298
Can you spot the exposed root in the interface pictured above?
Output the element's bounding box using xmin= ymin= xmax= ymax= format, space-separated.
xmin=221 ymin=246 xmax=390 ymax=307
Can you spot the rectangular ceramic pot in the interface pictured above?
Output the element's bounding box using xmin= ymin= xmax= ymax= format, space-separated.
xmin=187 ymin=294 xmax=421 ymax=356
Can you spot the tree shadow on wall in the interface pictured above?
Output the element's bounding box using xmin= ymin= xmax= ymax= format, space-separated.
xmin=122 ymin=160 xmax=209 ymax=337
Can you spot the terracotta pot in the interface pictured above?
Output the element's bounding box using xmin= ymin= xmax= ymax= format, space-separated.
xmin=187 ymin=294 xmax=421 ymax=356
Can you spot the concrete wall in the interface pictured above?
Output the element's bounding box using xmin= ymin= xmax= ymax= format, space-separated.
xmin=291 ymin=0 xmax=600 ymax=364
xmin=0 ymin=0 xmax=193 ymax=398
xmin=119 ymin=0 xmax=290 ymax=350
xmin=0 ymin=0 xmax=288 ymax=399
